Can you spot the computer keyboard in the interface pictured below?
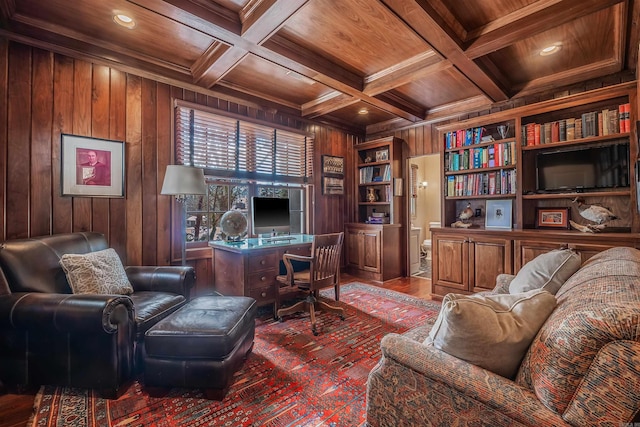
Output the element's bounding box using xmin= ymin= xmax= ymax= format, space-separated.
xmin=263 ymin=236 xmax=295 ymax=242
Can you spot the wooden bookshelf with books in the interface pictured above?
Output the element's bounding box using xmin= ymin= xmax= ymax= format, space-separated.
xmin=431 ymin=82 xmax=640 ymax=300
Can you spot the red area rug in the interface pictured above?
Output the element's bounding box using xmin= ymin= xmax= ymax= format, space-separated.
xmin=29 ymin=283 xmax=440 ymax=427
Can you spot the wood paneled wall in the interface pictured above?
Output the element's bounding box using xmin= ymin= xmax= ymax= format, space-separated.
xmin=0 ymin=41 xmax=358 ymax=293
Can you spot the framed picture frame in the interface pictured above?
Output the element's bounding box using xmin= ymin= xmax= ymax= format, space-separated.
xmin=485 ymin=199 xmax=512 ymax=229
xmin=321 ymin=155 xmax=344 ymax=176
xmin=375 ymin=149 xmax=389 ymax=162
xmin=61 ymin=134 xmax=125 ymax=198
xmin=322 ymin=176 xmax=344 ymax=195
xmin=535 ymin=207 xmax=570 ymax=229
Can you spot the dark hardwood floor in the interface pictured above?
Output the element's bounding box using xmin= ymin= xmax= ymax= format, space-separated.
xmin=0 ymin=274 xmax=432 ymax=427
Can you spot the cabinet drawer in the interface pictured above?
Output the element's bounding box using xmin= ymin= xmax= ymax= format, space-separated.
xmin=282 ymin=245 xmax=311 ymax=256
xmin=248 ymin=285 xmax=276 ymax=303
xmin=248 ymin=271 xmax=278 ymax=288
xmin=248 ymin=252 xmax=279 ymax=270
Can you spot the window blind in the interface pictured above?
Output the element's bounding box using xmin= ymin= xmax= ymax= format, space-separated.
xmin=175 ymin=104 xmax=313 ymax=182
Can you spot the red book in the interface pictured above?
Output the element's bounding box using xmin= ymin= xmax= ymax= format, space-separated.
xmin=526 ymin=124 xmax=535 ymax=146
xmin=551 ymin=121 xmax=560 ymax=142
xmin=534 ymin=124 xmax=541 ymax=145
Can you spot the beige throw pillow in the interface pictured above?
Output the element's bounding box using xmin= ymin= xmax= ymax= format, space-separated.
xmin=60 ymin=248 xmax=133 ymax=295
xmin=509 ymin=248 xmax=581 ymax=295
xmin=425 ymin=289 xmax=557 ymax=378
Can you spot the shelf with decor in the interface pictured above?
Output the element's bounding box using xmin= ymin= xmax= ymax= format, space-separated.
xmin=519 ymin=85 xmax=635 ymax=231
xmin=440 ymin=117 xmax=518 ymax=228
xmin=346 ymin=136 xmax=406 ymax=282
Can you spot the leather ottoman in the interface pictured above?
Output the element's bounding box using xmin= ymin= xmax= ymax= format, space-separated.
xmin=143 ymin=295 xmax=257 ymax=400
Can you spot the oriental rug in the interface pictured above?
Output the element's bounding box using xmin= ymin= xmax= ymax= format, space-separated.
xmin=29 ymin=283 xmax=441 ymax=427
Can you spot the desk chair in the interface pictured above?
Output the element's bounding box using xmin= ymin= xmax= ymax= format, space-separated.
xmin=276 ymin=232 xmax=344 ymax=335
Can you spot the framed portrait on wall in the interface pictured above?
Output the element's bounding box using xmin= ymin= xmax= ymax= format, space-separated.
xmin=322 ymin=155 xmax=344 ymax=176
xmin=61 ymin=134 xmax=125 ymax=197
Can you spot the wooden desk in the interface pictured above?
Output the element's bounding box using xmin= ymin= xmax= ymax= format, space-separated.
xmin=209 ymin=235 xmax=313 ymax=313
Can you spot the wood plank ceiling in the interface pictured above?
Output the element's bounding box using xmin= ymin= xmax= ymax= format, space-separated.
xmin=0 ymin=0 xmax=637 ymax=134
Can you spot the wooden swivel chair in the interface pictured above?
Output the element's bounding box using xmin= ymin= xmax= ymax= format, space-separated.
xmin=276 ymin=232 xmax=345 ymax=335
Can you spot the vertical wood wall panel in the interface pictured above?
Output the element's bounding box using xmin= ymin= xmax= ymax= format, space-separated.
xmin=156 ymin=83 xmax=172 ymax=265
xmin=108 ymin=69 xmax=127 ymax=258
xmin=125 ymin=74 xmax=143 ymax=266
xmin=141 ymin=79 xmax=158 ymax=266
xmin=31 ymin=49 xmax=53 ymax=237
xmin=90 ymin=64 xmax=111 ymax=239
xmin=51 ymin=55 xmax=74 ymax=234
xmin=72 ymin=60 xmax=92 ymax=232
xmin=0 ymin=40 xmax=7 ymax=241
xmin=6 ymin=43 xmax=31 ymax=239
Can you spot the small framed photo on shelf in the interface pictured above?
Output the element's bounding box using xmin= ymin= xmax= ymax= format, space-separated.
xmin=61 ymin=134 xmax=125 ymax=198
xmin=322 ymin=155 xmax=344 ymax=176
xmin=535 ymin=207 xmax=570 ymax=229
xmin=485 ymin=199 xmax=512 ymax=229
xmin=375 ymin=149 xmax=389 ymax=162
xmin=322 ymin=176 xmax=344 ymax=195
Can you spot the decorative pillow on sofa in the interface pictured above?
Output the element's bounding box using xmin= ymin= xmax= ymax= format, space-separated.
xmin=425 ymin=289 xmax=557 ymax=378
xmin=509 ymin=248 xmax=581 ymax=295
xmin=60 ymin=248 xmax=133 ymax=295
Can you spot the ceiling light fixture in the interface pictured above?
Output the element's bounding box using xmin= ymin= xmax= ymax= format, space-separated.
xmin=540 ymin=44 xmax=561 ymax=56
xmin=113 ymin=14 xmax=136 ymax=29
xmin=358 ymin=108 xmax=369 ymax=115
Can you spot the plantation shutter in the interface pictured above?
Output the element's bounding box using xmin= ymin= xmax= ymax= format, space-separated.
xmin=174 ymin=103 xmax=313 ymax=182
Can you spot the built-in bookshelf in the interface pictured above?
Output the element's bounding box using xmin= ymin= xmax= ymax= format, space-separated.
xmin=436 ymin=82 xmax=638 ymax=232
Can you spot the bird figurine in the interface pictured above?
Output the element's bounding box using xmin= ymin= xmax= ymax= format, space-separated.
xmin=459 ymin=203 xmax=474 ymax=223
xmin=571 ymin=197 xmax=617 ymax=232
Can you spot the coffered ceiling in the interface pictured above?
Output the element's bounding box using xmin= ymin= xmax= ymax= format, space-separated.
xmin=0 ymin=0 xmax=638 ymax=134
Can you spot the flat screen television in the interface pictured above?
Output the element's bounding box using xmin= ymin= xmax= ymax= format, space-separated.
xmin=535 ymin=143 xmax=629 ymax=192
xmin=251 ymin=196 xmax=291 ymax=236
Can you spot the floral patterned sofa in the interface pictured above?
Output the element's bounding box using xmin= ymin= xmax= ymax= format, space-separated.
xmin=366 ymin=246 xmax=640 ymax=426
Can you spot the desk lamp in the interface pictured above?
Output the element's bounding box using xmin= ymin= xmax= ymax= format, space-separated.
xmin=161 ymin=165 xmax=207 ymax=265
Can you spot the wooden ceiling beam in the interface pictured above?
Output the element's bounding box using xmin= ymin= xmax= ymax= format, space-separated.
xmin=374 ymin=92 xmax=426 ymax=119
xmin=363 ymin=52 xmax=446 ymax=96
xmin=240 ymin=0 xmax=309 ymax=44
xmin=0 ymin=0 xmax=15 ymax=22
xmin=465 ymin=0 xmax=625 ymax=59
xmin=302 ymin=92 xmax=359 ymax=118
xmin=382 ymin=0 xmax=509 ymax=103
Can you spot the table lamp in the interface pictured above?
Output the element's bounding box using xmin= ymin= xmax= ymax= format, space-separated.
xmin=161 ymin=165 xmax=207 ymax=265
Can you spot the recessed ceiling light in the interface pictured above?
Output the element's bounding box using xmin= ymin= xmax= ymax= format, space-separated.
xmin=540 ymin=44 xmax=561 ymax=56
xmin=113 ymin=14 xmax=136 ymax=29
xmin=358 ymin=108 xmax=369 ymax=115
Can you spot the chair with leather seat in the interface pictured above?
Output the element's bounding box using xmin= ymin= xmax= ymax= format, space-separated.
xmin=275 ymin=232 xmax=344 ymax=335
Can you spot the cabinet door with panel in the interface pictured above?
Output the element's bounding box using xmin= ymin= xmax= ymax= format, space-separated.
xmin=469 ymin=236 xmax=512 ymax=292
xmin=345 ymin=225 xmax=381 ymax=273
xmin=432 ymin=231 xmax=512 ymax=297
xmin=514 ymin=239 xmax=627 ymax=272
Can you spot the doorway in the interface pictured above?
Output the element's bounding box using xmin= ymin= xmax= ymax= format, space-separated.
xmin=407 ymin=154 xmax=441 ymax=279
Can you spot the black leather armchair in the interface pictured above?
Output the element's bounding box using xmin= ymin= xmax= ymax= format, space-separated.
xmin=0 ymin=232 xmax=194 ymax=398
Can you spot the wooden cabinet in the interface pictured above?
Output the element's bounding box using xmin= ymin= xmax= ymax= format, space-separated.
xmin=431 ymin=83 xmax=640 ymax=298
xmin=210 ymin=237 xmax=312 ymax=312
xmin=347 ymin=136 xmax=406 ymax=281
xmin=513 ymin=233 xmax=640 ymax=272
xmin=345 ymin=223 xmax=402 ymax=282
xmin=432 ymin=229 xmax=512 ymax=297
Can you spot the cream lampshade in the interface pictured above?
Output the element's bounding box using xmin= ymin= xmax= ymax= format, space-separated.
xmin=161 ymin=165 xmax=207 ymax=199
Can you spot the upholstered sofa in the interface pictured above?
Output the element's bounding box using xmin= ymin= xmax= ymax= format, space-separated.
xmin=0 ymin=232 xmax=194 ymax=398
xmin=366 ymin=246 xmax=640 ymax=426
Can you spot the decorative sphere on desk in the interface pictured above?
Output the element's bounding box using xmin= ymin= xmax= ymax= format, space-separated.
xmin=220 ymin=210 xmax=248 ymax=241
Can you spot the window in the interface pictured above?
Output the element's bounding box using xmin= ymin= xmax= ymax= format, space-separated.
xmin=175 ymin=102 xmax=313 ymax=183
xmin=174 ymin=102 xmax=313 ymax=242
xmin=185 ymin=180 xmax=307 ymax=242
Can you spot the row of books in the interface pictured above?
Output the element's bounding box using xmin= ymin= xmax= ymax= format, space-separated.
xmin=444 ymin=127 xmax=487 ymax=149
xmin=522 ymin=103 xmax=631 ymax=146
xmin=445 ymin=170 xmax=516 ymax=197
xmin=444 ymin=142 xmax=516 ymax=171
xmin=359 ymin=165 xmax=391 ymax=184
